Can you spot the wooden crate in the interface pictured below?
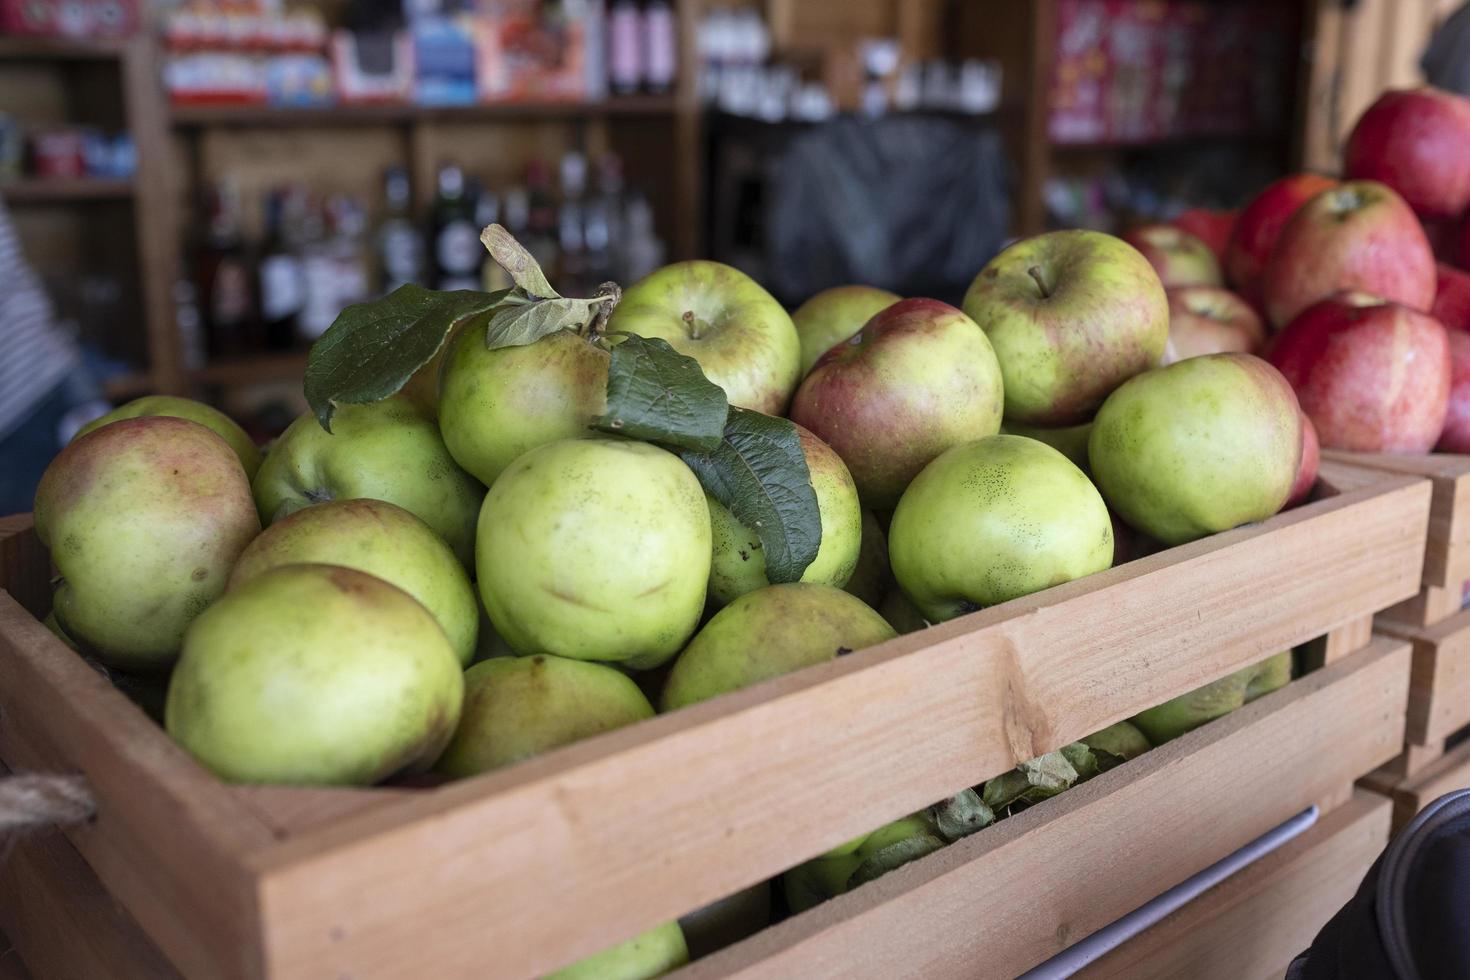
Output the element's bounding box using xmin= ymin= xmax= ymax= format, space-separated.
xmin=0 ymin=461 xmax=1429 ymax=979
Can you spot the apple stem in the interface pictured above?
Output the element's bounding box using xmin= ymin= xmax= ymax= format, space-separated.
xmin=1027 ymin=266 xmax=1051 ymax=299
xmin=583 ymin=281 xmax=623 ymax=339
xmin=682 ymin=310 xmax=704 ymax=340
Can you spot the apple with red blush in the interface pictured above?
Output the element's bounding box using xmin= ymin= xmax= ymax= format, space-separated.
xmin=1121 ymin=225 xmax=1223 ymax=289
xmin=1226 ymin=173 xmax=1337 ymax=307
xmin=1170 ymin=208 xmax=1236 ymax=266
xmin=1433 ymin=264 xmax=1470 ymax=333
xmin=1437 ymin=330 xmax=1470 ymax=453
xmin=1163 ymin=287 xmax=1265 ymax=362
xmin=1344 ymin=87 xmax=1470 ymax=221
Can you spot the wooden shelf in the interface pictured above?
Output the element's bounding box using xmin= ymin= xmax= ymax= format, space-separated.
xmin=0 ymin=36 xmax=129 ymax=60
xmin=1050 ymin=131 xmax=1290 ymax=154
xmin=0 ymin=178 xmax=134 ymax=203
xmin=190 ymin=352 xmax=307 ymax=387
xmin=170 ymin=95 xmax=679 ymax=129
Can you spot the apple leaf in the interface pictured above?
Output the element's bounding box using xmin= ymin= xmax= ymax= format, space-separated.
xmin=481 ymin=223 xmax=559 ymax=300
xmin=592 ymin=334 xmax=729 ymax=450
xmin=486 ymin=295 xmax=606 ymax=351
xmin=304 ymin=284 xmax=508 ymax=432
xmin=846 ymin=831 xmax=946 ymax=890
xmin=680 ymin=408 xmax=822 ymax=584
xmin=930 ymin=789 xmax=994 ymax=841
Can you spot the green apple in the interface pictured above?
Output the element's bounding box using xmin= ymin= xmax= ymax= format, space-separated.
xmin=790 ymin=298 xmax=1005 ymax=510
xmin=784 ymin=814 xmax=944 ymax=914
xmin=1000 ymin=418 xmax=1092 ymax=473
xmin=547 ymin=922 xmax=688 ymax=980
xmin=438 ymin=327 xmax=610 ymax=487
xmin=75 ymin=395 xmax=262 ymax=479
xmin=792 ymin=285 xmax=900 ymax=375
xmin=678 ymin=882 xmax=772 ymax=960
xmin=888 ymin=435 xmax=1113 ymax=622
xmin=707 ymin=424 xmax=861 ymax=606
xmin=229 ymin=498 xmax=478 ymax=666
xmin=608 ymin=260 xmax=801 ymax=414
xmin=963 ymin=230 xmax=1169 ymax=425
xmin=1130 ymin=651 xmax=1292 ymax=744
xmin=478 ymin=438 xmax=710 ymax=669
xmin=1088 ymin=353 xmax=1302 ymax=545
xmin=1081 ymin=721 xmax=1152 ymax=769
xmin=166 ymin=564 xmax=464 ymax=785
xmin=661 ymin=583 xmax=895 ymax=711
xmin=34 ymin=417 xmax=259 ymax=671
xmin=252 ymin=396 xmax=485 ymax=566
xmin=842 ymin=511 xmax=890 ymax=607
xmin=437 ymin=655 xmax=654 ymax=776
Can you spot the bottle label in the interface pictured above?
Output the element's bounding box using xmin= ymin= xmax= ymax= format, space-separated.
xmin=610 ymin=7 xmax=642 ymax=89
xmin=260 ymin=254 xmax=305 ymax=320
xmin=382 ymin=227 xmax=423 ymax=282
xmin=644 ymin=8 xmax=676 ymax=86
xmin=437 ymin=221 xmax=482 ymax=276
xmin=212 ymin=259 xmax=252 ymax=325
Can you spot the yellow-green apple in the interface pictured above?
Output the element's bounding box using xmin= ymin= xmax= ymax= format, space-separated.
xmin=1437 ymin=331 xmax=1470 ymax=453
xmin=790 ymin=285 xmax=900 ymax=375
xmin=229 ymin=498 xmax=478 ymax=665
xmin=888 ymin=435 xmax=1112 ymax=620
xmin=1287 ymin=412 xmax=1320 ymax=507
xmin=34 ymin=417 xmax=259 ymax=670
xmin=999 ymin=419 xmax=1092 ymax=472
xmin=478 ymin=438 xmax=710 ymax=669
xmin=1267 ymin=293 xmax=1450 ymax=453
xmin=1130 ymin=651 xmax=1291 ymax=743
xmin=1089 ymin=353 xmax=1302 ymax=545
xmin=1170 ymin=208 xmax=1237 ymax=265
xmin=75 ymin=395 xmax=262 ymax=478
xmin=789 ymin=298 xmax=1003 ymax=510
xmin=841 ymin=511 xmax=890 ymax=607
xmin=1262 ymin=181 xmax=1436 ymax=327
xmin=1121 ymin=225 xmax=1223 ymax=289
xmin=166 ymin=563 xmax=464 ymax=785
xmin=547 ymin=922 xmax=688 ymax=980
xmin=661 ymin=583 xmax=895 ymax=711
xmin=1226 ymin=173 xmax=1337 ymax=307
xmin=707 ymin=424 xmax=861 ymax=607
xmin=963 ymin=230 xmax=1169 ymax=425
xmin=608 ymin=260 xmax=801 ymax=414
xmin=252 ymin=396 xmax=484 ymax=566
xmin=1344 ymin=88 xmax=1470 ymax=221
xmin=1162 ymin=286 xmax=1266 ymax=362
xmin=1432 ymin=263 xmax=1470 ymax=332
xmin=438 ymin=327 xmax=610 ymax=487
xmin=783 ymin=813 xmax=942 ymax=913
xmin=437 ymin=655 xmax=653 ymax=776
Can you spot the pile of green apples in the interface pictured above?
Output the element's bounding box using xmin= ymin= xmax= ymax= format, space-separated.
xmin=31 ymin=224 xmax=1314 ymax=976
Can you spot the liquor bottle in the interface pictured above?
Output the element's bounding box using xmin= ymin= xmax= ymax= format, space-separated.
xmin=327 ymin=195 xmax=371 ymax=316
xmin=376 ymin=166 xmax=423 ymax=294
xmin=523 ymin=158 xmax=560 ymax=282
xmin=430 ymin=163 xmax=482 ymax=291
xmin=643 ymin=0 xmax=677 ymax=94
xmin=258 ymin=186 xmax=306 ymax=350
xmin=297 ymin=195 xmax=336 ymax=342
xmin=623 ymin=189 xmax=665 ymax=282
xmin=557 ymin=151 xmax=588 ymax=295
xmin=608 ymin=0 xmax=642 ymax=95
xmin=196 ymin=179 xmax=256 ymax=357
xmin=592 ymin=152 xmax=627 ymax=281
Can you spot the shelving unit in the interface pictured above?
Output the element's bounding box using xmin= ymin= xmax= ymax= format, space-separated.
xmin=0 ymin=177 xmax=135 ymax=202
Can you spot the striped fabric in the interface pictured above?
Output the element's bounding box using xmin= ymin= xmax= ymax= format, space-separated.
xmin=0 ymin=198 xmax=79 ymax=441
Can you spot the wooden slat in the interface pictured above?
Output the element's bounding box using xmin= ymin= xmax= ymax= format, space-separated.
xmin=1079 ymin=791 xmax=1391 ymax=980
xmin=1384 ymin=737 xmax=1470 ymax=831
xmin=1379 ymin=584 xmax=1463 ymax=630
xmin=1376 ymin=607 xmax=1470 ymax=746
xmin=676 ymin=641 xmax=1407 ymax=980
xmin=247 ymin=470 xmax=1427 ymax=980
xmin=1327 ymin=451 xmax=1470 ymax=590
xmin=234 ymin=785 xmax=415 ymax=839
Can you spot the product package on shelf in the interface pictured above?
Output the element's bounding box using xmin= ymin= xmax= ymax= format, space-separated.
xmin=474 ymin=0 xmax=604 ymax=103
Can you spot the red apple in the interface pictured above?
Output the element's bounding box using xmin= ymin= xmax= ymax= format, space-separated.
xmin=1286 ymin=412 xmax=1319 ymax=507
xmin=1433 ymin=263 xmax=1470 ymax=332
xmin=1437 ymin=330 xmax=1470 ymax=453
xmin=1121 ymin=224 xmax=1223 ymax=289
xmin=1170 ymin=208 xmax=1237 ymax=265
xmin=1163 ymin=286 xmax=1265 ymax=362
xmin=1459 ymin=212 xmax=1470 ymax=271
xmin=790 ymin=298 xmax=1004 ymax=510
xmin=1226 ymin=173 xmax=1337 ymax=307
xmin=1267 ymin=293 xmax=1450 ymax=453
xmin=1262 ymin=181 xmax=1436 ymax=328
xmin=1344 ymin=87 xmax=1470 ymax=221
xmin=1422 ymin=216 xmax=1462 ymax=264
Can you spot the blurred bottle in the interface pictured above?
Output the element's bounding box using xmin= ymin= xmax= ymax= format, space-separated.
xmin=608 ymin=0 xmax=642 ymax=95
xmin=196 ymin=179 xmax=256 ymax=357
xmin=643 ymin=0 xmax=677 ymax=94
xmin=558 ymin=151 xmax=588 ymax=294
xmin=623 ymin=189 xmax=664 ymax=282
xmin=327 ymin=195 xmax=371 ymax=318
xmin=258 ymin=185 xmax=306 ymax=350
xmin=523 ymin=159 xmax=560 ymax=281
xmin=592 ymin=152 xmax=627 ymax=281
xmin=376 ymin=166 xmax=424 ymax=293
xmin=297 ymin=195 xmax=335 ymax=342
xmin=431 ymin=163 xmax=482 ymax=291
xmin=173 ymin=262 xmax=206 ymax=371
xmin=475 ymin=188 xmax=512 ymax=292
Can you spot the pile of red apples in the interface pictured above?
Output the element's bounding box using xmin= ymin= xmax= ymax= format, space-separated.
xmin=1129 ymin=86 xmax=1470 ymax=456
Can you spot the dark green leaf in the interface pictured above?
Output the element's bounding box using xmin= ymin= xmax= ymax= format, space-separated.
xmin=930 ymin=789 xmax=994 ymax=841
xmin=485 ymin=296 xmax=600 ymax=351
xmin=980 ymin=770 xmax=1032 ymax=813
xmin=592 ymin=334 xmax=729 ymax=449
xmin=481 ymin=223 xmax=559 ymax=299
xmin=1060 ymin=742 xmax=1100 ymax=783
xmin=845 ymin=832 xmax=946 ymax=890
xmin=304 ymin=284 xmax=507 ymax=431
xmin=680 ymin=407 xmax=822 ymax=584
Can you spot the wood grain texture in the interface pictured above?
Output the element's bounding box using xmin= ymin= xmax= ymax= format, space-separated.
xmin=1383 ymin=738 xmax=1470 ymax=831
xmin=675 ymin=641 xmax=1407 ymax=980
xmin=246 ymin=469 xmax=1426 ymax=980
xmin=1078 ymin=791 xmax=1391 ymax=980
xmin=1376 ymin=607 xmax=1470 ymax=746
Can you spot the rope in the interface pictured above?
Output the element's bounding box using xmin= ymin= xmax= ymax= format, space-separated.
xmin=0 ymin=774 xmax=94 ymax=833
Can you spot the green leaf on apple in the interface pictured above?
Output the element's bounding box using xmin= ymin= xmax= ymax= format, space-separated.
xmin=485 ymin=295 xmax=606 ymax=351
xmin=846 ymin=832 xmax=946 ymax=890
xmin=481 ymin=223 xmax=559 ymax=300
xmin=930 ymin=789 xmax=994 ymax=841
xmin=304 ymin=284 xmax=509 ymax=432
xmin=593 ymin=334 xmax=729 ymax=450
xmin=680 ymin=407 xmax=822 ymax=585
